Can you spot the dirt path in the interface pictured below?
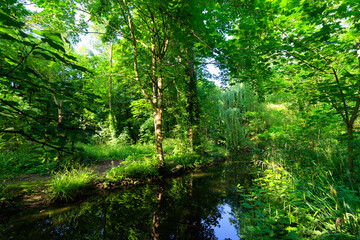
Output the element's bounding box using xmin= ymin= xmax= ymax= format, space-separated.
xmin=5 ymin=160 xmax=121 ymax=185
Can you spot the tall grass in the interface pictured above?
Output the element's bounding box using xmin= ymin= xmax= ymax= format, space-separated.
xmin=48 ymin=168 xmax=95 ymax=202
xmin=235 ymin=100 xmax=360 ymax=239
xmin=82 ymin=143 xmax=155 ymax=161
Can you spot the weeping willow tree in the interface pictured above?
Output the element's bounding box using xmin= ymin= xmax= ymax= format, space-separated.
xmin=219 ymin=83 xmax=265 ymax=150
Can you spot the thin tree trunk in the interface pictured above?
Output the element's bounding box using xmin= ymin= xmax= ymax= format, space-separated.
xmin=185 ymin=49 xmax=200 ymax=151
xmin=52 ymin=94 xmax=62 ymax=123
xmin=154 ymin=82 xmax=165 ymax=172
xmin=109 ymin=42 xmax=113 ymax=112
xmin=347 ymin=124 xmax=354 ymax=172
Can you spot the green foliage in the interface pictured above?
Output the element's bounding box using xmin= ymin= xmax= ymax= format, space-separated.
xmin=0 ymin=2 xmax=97 ymax=164
xmin=138 ymin=116 xmax=155 ymax=143
xmin=239 ymin=154 xmax=360 ymax=239
xmin=0 ymin=146 xmax=57 ymax=179
xmin=219 ymin=83 xmax=269 ymax=150
xmin=48 ymin=168 xmax=95 ymax=202
xmin=228 ymin=0 xmax=360 ymax=170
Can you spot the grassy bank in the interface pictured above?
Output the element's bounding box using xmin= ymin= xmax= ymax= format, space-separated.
xmin=0 ymin=138 xmax=226 ymax=206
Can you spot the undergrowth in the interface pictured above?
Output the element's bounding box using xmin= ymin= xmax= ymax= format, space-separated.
xmin=105 ymin=139 xmax=216 ymax=181
xmin=0 ymin=181 xmax=13 ymax=207
xmin=0 ymin=146 xmax=57 ymax=180
xmin=238 ymin=105 xmax=360 ymax=239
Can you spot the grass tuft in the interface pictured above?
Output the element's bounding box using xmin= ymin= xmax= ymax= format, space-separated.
xmin=48 ymin=168 xmax=95 ymax=202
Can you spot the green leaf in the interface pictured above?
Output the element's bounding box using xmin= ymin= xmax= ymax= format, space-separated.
xmin=0 ymin=9 xmax=25 ymax=28
xmin=0 ymin=26 xmax=17 ymax=35
xmin=43 ymin=38 xmax=65 ymax=52
xmin=32 ymin=50 xmax=55 ymax=61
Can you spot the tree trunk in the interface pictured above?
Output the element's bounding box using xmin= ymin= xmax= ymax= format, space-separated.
xmin=109 ymin=42 xmax=113 ymax=112
xmin=185 ymin=49 xmax=200 ymax=151
xmin=347 ymin=124 xmax=354 ymax=172
xmin=154 ymin=108 xmax=165 ymax=171
xmin=122 ymin=0 xmax=168 ymax=171
xmin=53 ymin=94 xmax=63 ymax=123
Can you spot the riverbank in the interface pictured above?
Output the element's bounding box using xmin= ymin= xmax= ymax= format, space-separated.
xmin=0 ymin=154 xmax=248 ymax=240
xmin=0 ymin=151 xmax=226 ymax=219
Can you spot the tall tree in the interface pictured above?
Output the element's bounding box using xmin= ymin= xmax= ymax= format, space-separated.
xmin=81 ymin=0 xmax=182 ymax=169
xmin=81 ymin=0 xmax=222 ymax=168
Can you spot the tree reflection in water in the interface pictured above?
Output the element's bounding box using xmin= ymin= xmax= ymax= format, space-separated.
xmin=0 ymin=156 xmax=251 ymax=240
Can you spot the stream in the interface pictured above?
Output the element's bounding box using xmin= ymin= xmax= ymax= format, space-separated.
xmin=0 ymin=155 xmax=252 ymax=240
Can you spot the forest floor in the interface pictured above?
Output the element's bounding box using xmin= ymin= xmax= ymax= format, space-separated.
xmin=0 ymin=156 xmax=225 ymax=219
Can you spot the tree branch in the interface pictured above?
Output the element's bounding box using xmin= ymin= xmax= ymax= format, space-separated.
xmin=0 ymin=129 xmax=72 ymax=154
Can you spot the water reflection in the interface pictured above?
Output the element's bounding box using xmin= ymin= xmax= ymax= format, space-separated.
xmin=0 ymin=156 xmax=251 ymax=240
xmin=213 ymin=204 xmax=240 ymax=239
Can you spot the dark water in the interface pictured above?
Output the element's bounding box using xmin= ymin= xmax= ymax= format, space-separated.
xmin=0 ymin=156 xmax=251 ymax=240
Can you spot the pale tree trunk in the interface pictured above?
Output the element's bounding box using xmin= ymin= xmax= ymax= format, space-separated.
xmin=154 ymin=107 xmax=165 ymax=170
xmin=109 ymin=42 xmax=113 ymax=112
xmin=52 ymin=94 xmax=62 ymax=123
xmin=153 ymin=54 xmax=165 ymax=171
xmin=52 ymin=63 xmax=65 ymax=123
